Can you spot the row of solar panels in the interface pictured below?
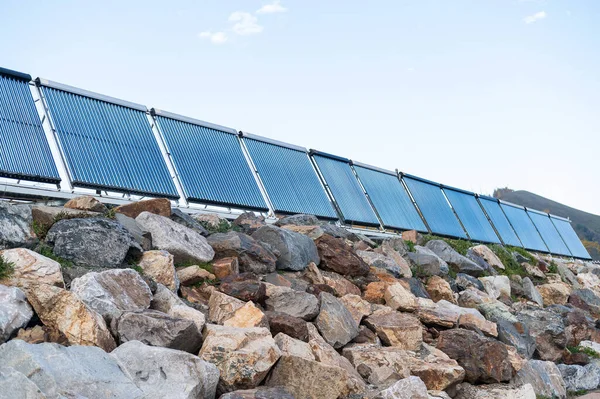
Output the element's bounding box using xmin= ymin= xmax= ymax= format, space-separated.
xmin=0 ymin=66 xmax=591 ymax=260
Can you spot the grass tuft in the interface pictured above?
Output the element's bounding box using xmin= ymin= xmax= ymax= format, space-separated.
xmin=490 ymin=245 xmax=528 ymax=277
xmin=567 ymin=345 xmax=600 ymax=359
xmin=0 ymin=256 xmax=15 ymax=280
xmin=198 ymin=219 xmax=237 ymax=234
xmin=404 ymin=240 xmax=416 ymax=253
xmin=35 ymin=244 xmax=74 ymax=268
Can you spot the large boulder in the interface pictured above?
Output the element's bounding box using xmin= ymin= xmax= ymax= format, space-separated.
xmin=437 ymin=329 xmax=515 ymax=383
xmin=315 ymin=234 xmax=369 ymax=277
xmin=516 ymin=306 xmax=566 ymax=362
xmin=274 ymin=333 xmax=315 ymax=361
xmin=454 ymin=383 xmax=536 ymax=399
xmin=0 ymin=340 xmax=143 ymax=398
xmin=207 ymin=232 xmax=276 ymax=274
xmin=223 ymin=301 xmax=269 ymax=329
xmin=112 ymin=340 xmax=219 ymax=399
xmin=342 ymin=345 xmax=411 ymax=386
xmin=407 ymin=246 xmax=449 ymax=276
xmin=569 ymin=288 xmax=600 ymax=316
xmin=265 ymin=355 xmax=348 ymax=399
xmin=0 ymin=285 xmax=33 ymax=343
xmin=252 ymin=225 xmax=319 ymax=271
xmin=171 ymin=208 xmax=209 ymax=236
xmin=136 ymin=211 xmax=214 ymax=263
xmin=23 ymin=283 xmax=116 ymax=351
xmin=315 ymin=292 xmax=359 ymax=348
xmin=425 ymin=276 xmax=456 ymax=303
xmin=537 ymin=282 xmax=571 ymax=306
xmin=374 ymin=376 xmax=429 ymax=399
xmin=115 ymin=198 xmax=171 ymax=218
xmin=138 ymin=250 xmax=179 ymax=292
xmin=384 ymin=283 xmax=417 ymax=312
xmin=357 ymin=250 xmax=409 ymax=278
xmin=264 ymin=284 xmax=319 ymax=321
xmin=71 ymin=269 xmax=152 ymax=325
xmin=0 ymin=366 xmax=46 ymax=399
xmin=46 ymin=218 xmax=140 ymax=268
xmin=469 ymin=245 xmax=504 ymax=270
xmin=115 ymin=212 xmax=153 ymax=251
xmin=199 ymin=324 xmax=281 ymax=393
xmin=374 ymin=241 xmax=413 ymax=277
xmin=478 ymin=275 xmax=511 ymax=299
xmin=232 ymin=212 xmax=266 ymax=234
xmin=208 ymin=290 xmax=245 ymax=324
xmin=115 ymin=310 xmax=203 ymax=353
xmin=558 ymin=362 xmax=600 ymax=393
xmin=150 ymin=283 xmax=206 ymax=333
xmin=425 ymin=240 xmax=484 ymax=276
xmin=220 ymin=279 xmax=267 ymax=303
xmin=266 ymin=311 xmax=309 ymax=342
xmin=0 ymin=248 xmax=64 ymax=288
xmin=0 ymin=202 xmax=36 ymax=249
xmin=409 ymin=343 xmax=466 ymax=391
xmin=513 ymin=360 xmax=567 ymax=399
xmin=339 ymin=294 xmax=372 ymax=326
xmin=364 ymin=311 xmax=423 ymax=350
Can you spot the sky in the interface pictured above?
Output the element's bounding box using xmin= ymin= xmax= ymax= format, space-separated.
xmin=1 ymin=0 xmax=599 ymax=214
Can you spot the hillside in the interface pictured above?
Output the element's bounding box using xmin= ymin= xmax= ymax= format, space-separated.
xmin=494 ymin=188 xmax=600 ymax=260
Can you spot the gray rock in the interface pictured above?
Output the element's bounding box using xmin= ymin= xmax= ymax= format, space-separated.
xmin=516 ymin=306 xmax=566 ymax=362
xmin=0 ymin=202 xmax=36 ymax=249
xmin=115 ymin=310 xmax=203 ymax=353
xmin=115 ymin=212 xmax=153 ymax=251
xmin=495 ymin=319 xmax=536 ymax=359
xmin=112 ymin=340 xmax=219 ymax=399
xmin=265 ymin=285 xmax=320 ymax=321
xmin=233 ymin=212 xmax=266 ymax=234
xmin=558 ymin=362 xmax=600 ymax=393
xmin=375 ymin=376 xmax=429 ymax=399
xmin=171 ymin=209 xmax=209 ymax=236
xmin=466 ymin=248 xmax=495 ymax=274
xmin=219 ymin=386 xmax=295 ymax=399
xmin=556 ymin=263 xmax=580 ymax=289
xmin=425 ymin=240 xmax=484 ymax=276
xmin=454 ymin=383 xmax=536 ymax=399
xmin=207 ymin=232 xmax=276 ymax=274
xmin=514 ymin=360 xmax=566 ymax=399
xmin=136 ymin=211 xmax=214 ymax=263
xmin=356 ymin=250 xmax=405 ymax=278
xmin=0 ymin=285 xmax=33 ymax=343
xmin=402 ymin=277 xmax=431 ymax=298
xmin=407 ymin=246 xmax=449 ymax=276
xmin=252 ymin=225 xmax=319 ymax=271
xmin=0 ymin=367 xmax=46 ymax=399
xmin=71 ymin=269 xmax=152 ymax=325
xmin=46 ymin=217 xmax=140 ymax=268
xmin=522 ymin=277 xmax=543 ymax=306
xmin=568 ymin=289 xmax=600 ymax=315
xmin=315 ymin=292 xmax=359 ymax=348
xmin=275 ymin=214 xmax=320 ymax=227
xmin=320 ymin=223 xmax=359 ymax=241
xmin=381 ymin=237 xmax=409 ymax=256
xmin=0 ymin=339 xmax=143 ymax=398
xmin=455 ymin=273 xmax=485 ymax=292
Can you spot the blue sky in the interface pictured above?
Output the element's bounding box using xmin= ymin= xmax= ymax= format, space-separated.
xmin=2 ymin=0 xmax=599 ymax=214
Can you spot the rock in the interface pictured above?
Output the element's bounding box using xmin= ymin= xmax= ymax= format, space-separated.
xmin=113 ymin=340 xmax=219 ymax=399
xmin=213 ymin=257 xmax=240 ymax=279
xmin=275 ymin=214 xmax=320 ymax=226
xmin=177 ymin=265 xmax=215 ymax=286
xmin=416 ymin=298 xmax=463 ymax=328
xmin=454 ymin=383 xmax=536 ymax=399
xmin=513 ymin=360 xmax=566 ymax=399
xmin=302 ymin=261 xmax=325 ymax=284
xmin=281 ymin=225 xmax=324 ymax=240
xmin=315 ymin=292 xmax=359 ymax=348
xmin=115 ymin=198 xmax=171 ymax=218
xmin=402 ymin=277 xmax=431 ymax=298
xmin=220 ymin=279 xmax=266 ymax=303
xmin=265 ymin=355 xmax=347 ymax=399
xmin=364 ymin=311 xmax=423 ymax=350
xmin=223 ymin=301 xmax=268 ymax=328
xmin=363 ymin=281 xmax=387 ymax=304
xmin=437 ymin=329 xmax=515 ymax=383
xmin=458 ymin=312 xmax=498 ymax=337
xmin=384 ymin=283 xmax=418 ymax=311
xmin=493 ymin=318 xmax=537 ymax=359
xmin=342 ymin=345 xmax=411 ymax=386
xmin=321 ymin=270 xmax=361 ymax=297
xmin=562 ymin=309 xmax=594 ymax=347
xmin=522 ymin=277 xmax=543 ymax=306
xmin=478 ymin=275 xmax=510 ymax=299
xmin=114 ymin=212 xmax=153 ymax=251
xmin=208 ymin=290 xmax=245 ymax=324
xmin=264 ymin=284 xmax=319 ymax=320
xmin=193 ymin=213 xmax=231 ymax=230
xmin=46 ymin=217 xmax=139 ymax=268
xmin=71 ymin=269 xmax=152 ymax=325
xmin=0 ymin=248 xmax=64 ymax=288
xmin=357 ymin=250 xmax=408 ymax=278
xmin=425 ymin=240 xmax=484 ymax=276
xmin=115 ymin=309 xmax=203 ymax=353
xmin=522 ymin=262 xmax=545 ymax=279
xmin=136 ymin=211 xmax=214 ymax=263
xmin=516 ymin=306 xmax=566 ymax=362
xmin=24 ymin=283 xmax=116 ymax=351
xmin=558 ymin=362 xmax=600 ymax=393
xmin=556 ymin=263 xmax=580 ymax=289
xmin=208 ymin=232 xmax=276 ymax=275
xmin=15 ymin=324 xmax=68 ymax=345
xmin=0 ymin=202 xmax=36 ymax=249
xmin=151 ymin=284 xmax=206 ymax=333
xmin=219 ymin=387 xmax=295 ymax=399
xmin=265 ymin=312 xmax=309 ymax=342
xmin=30 ymin=204 xmax=98 ymax=226
xmin=340 ymin=294 xmax=372 ymax=326
xmin=569 ymin=289 xmax=600 ymax=316
xmin=374 ymin=241 xmax=412 ymax=277
xmin=0 ymin=366 xmax=46 ymax=399
xmin=233 ymin=212 xmax=266 ymax=234
xmin=252 ymin=225 xmax=319 ymax=271
xmin=470 ymin=245 xmax=504 ymax=270
xmin=200 ymin=324 xmax=281 ymax=393
xmin=402 ymin=230 xmax=423 ymax=245
xmin=64 ymin=196 xmax=108 ymax=213
xmin=580 ymin=340 xmax=600 ymax=355
xmin=375 ymin=376 xmax=429 ymax=399
xmin=410 ymin=343 xmax=466 ymax=391
xmin=315 ymin=234 xmax=369 ymax=277
xmin=0 ymin=285 xmax=33 ymax=342
xmin=426 ymin=276 xmax=456 ymax=303
xmin=407 ymin=246 xmax=449 ymax=277
xmin=274 ymin=332 xmax=315 ymax=360
xmin=138 ymin=250 xmax=179 ymax=292
xmin=171 ymin=208 xmax=209 ymax=236
xmin=537 ymin=282 xmax=571 ymax=306
xmin=457 ymin=288 xmax=494 ymax=309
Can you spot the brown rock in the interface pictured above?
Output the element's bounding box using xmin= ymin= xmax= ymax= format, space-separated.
xmin=15 ymin=325 xmax=69 ymax=345
xmin=232 ymin=212 xmax=266 ymax=234
xmin=274 ymin=333 xmax=315 ymax=361
xmin=266 ymin=311 xmax=309 ymax=342
xmin=31 ymin=205 xmax=99 ymax=227
xmin=322 ymin=271 xmax=361 ymax=297
xmin=340 ymin=294 xmax=372 ymax=326
xmin=64 ymin=196 xmax=108 ymax=213
xmin=282 ymin=225 xmax=324 ymax=240
xmin=537 ymin=282 xmax=571 ymax=306
xmin=437 ymin=329 xmax=515 ymax=384
xmin=409 ymin=344 xmax=465 ymax=391
xmin=213 ymin=257 xmax=240 ymax=280
xmin=315 ymin=235 xmax=369 ymax=277
xmin=176 ymin=265 xmax=215 ymax=286
xmin=384 ymin=283 xmax=418 ymax=312
xmin=426 ymin=276 xmax=456 ymax=304
xmin=364 ymin=311 xmax=423 ymax=350
xmin=458 ymin=313 xmax=498 ymax=338
xmin=402 ymin=230 xmax=422 ymax=244
xmin=470 ymin=245 xmax=504 ymax=270
xmin=220 ymin=280 xmax=267 ymax=303
xmin=23 ymin=283 xmax=116 ymax=351
xmin=180 ymin=286 xmax=209 ymax=305
xmin=208 ymin=290 xmax=245 ymax=324
xmin=224 ymin=301 xmax=269 ymax=328
xmin=363 ymin=281 xmax=388 ymax=304
xmin=115 ymin=198 xmax=171 ymax=218
xmin=138 ymin=250 xmax=178 ymax=292
xmin=0 ymin=248 xmax=64 ymax=288
xmin=342 ymin=345 xmax=411 ymax=385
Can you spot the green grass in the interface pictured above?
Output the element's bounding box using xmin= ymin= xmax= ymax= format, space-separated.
xmin=512 ymin=246 xmax=536 ymax=264
xmin=130 ymin=264 xmax=144 ymax=274
xmin=175 ymin=260 xmax=214 ymax=274
xmin=548 ymin=261 xmax=558 ymax=274
xmin=197 ymin=219 xmax=237 ymax=234
xmin=33 ymin=211 xmax=97 ymax=240
xmin=0 ymin=256 xmax=15 ymax=280
xmin=104 ymin=207 xmax=117 ymax=219
xmin=404 ymin=240 xmax=416 ymax=253
xmin=490 ymin=245 xmax=528 ymax=277
xmin=35 ymin=244 xmax=73 ymax=268
xmin=567 ymin=345 xmax=600 ymax=358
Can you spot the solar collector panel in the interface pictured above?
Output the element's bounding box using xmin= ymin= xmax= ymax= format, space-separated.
xmin=550 ymin=215 xmax=591 ymax=259
xmin=527 ymin=209 xmax=571 ymax=256
xmin=443 ymin=187 xmax=500 ymax=244
xmin=477 ymin=196 xmax=522 ymax=247
xmin=500 ymin=202 xmax=548 ymax=252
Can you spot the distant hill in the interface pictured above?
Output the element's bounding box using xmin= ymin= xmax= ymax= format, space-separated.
xmin=494 ymin=188 xmax=600 ymax=260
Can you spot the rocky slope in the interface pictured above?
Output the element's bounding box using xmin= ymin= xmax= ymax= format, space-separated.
xmin=1 ymin=196 xmax=600 ymax=399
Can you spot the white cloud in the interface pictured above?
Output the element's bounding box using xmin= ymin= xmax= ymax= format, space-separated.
xmin=523 ymin=11 xmax=547 ymax=24
xmin=257 ymin=1 xmax=287 ymax=14
xmin=198 ymin=31 xmax=228 ymax=44
xmin=229 ymin=12 xmax=263 ymax=35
